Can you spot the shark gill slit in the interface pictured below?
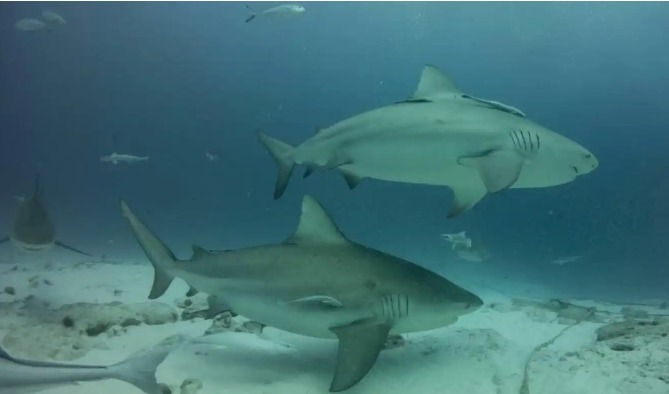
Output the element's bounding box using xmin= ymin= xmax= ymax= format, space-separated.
xmin=508 ymin=131 xmax=518 ymax=149
xmin=512 ymin=130 xmax=522 ymax=150
xmin=536 ymin=133 xmax=541 ymax=150
xmin=519 ymin=130 xmax=528 ymax=151
xmin=528 ymin=131 xmax=534 ymax=150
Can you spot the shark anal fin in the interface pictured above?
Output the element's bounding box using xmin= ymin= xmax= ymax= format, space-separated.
xmin=329 ymin=319 xmax=392 ymax=392
xmin=186 ymin=286 xmax=199 ymax=297
xmin=459 ymin=150 xmax=524 ymax=193
xmin=54 ymin=241 xmax=92 ymax=257
xmin=191 ymin=244 xmax=212 ymax=260
xmin=340 ymin=170 xmax=362 ymax=190
xmin=447 ymin=186 xmax=487 ymax=218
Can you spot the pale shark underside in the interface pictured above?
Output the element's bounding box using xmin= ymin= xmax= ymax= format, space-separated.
xmin=120 ymin=195 xmax=483 ymax=392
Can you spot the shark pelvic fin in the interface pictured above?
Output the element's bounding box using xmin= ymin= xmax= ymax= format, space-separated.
xmin=257 ymin=130 xmax=295 ymax=199
xmin=120 ymin=200 xmax=177 ymax=299
xmin=281 ymin=295 xmax=344 ymax=308
xmin=411 ymin=64 xmax=462 ymax=101
xmin=459 ymin=150 xmax=524 ymax=193
xmin=329 ymin=319 xmax=392 ymax=392
xmin=285 ymin=195 xmax=348 ymax=245
xmin=447 ymin=186 xmax=487 ymax=218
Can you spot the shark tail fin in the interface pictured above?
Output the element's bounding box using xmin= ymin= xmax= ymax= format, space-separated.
xmin=110 ymin=334 xmax=188 ymax=394
xmin=245 ymin=5 xmax=256 ymax=22
xmin=257 ymin=130 xmax=295 ymax=199
xmin=120 ymin=200 xmax=178 ymax=299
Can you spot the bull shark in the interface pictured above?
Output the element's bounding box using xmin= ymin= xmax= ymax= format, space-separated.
xmin=120 ymin=195 xmax=483 ymax=392
xmin=100 ymin=153 xmax=149 ymax=165
xmin=0 ymin=334 xmax=185 ymax=394
xmin=0 ymin=176 xmax=90 ymax=256
xmin=257 ymin=64 xmax=599 ymax=217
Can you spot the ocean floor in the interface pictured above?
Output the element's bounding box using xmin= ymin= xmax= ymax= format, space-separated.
xmin=1 ymin=254 xmax=668 ymax=394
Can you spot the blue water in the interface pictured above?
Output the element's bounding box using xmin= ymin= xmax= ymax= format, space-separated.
xmin=1 ymin=2 xmax=668 ymax=302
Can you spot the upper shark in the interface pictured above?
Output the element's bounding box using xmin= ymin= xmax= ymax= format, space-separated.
xmin=257 ymin=64 xmax=599 ymax=217
xmin=0 ymin=176 xmax=90 ymax=256
xmin=120 ymin=195 xmax=483 ymax=392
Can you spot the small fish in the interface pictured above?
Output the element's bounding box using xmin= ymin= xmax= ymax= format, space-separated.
xmin=0 ymin=334 xmax=188 ymax=394
xmin=441 ymin=231 xmax=472 ymax=250
xmin=41 ymin=10 xmax=66 ymax=25
xmin=15 ymin=18 xmax=49 ymax=32
xmin=551 ymin=255 xmax=584 ymax=266
xmin=100 ymin=153 xmax=149 ymax=165
xmin=245 ymin=4 xmax=306 ymax=23
xmin=205 ymin=151 xmax=220 ymax=162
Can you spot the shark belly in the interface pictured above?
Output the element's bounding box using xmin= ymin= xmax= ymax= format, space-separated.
xmin=9 ymin=237 xmax=54 ymax=252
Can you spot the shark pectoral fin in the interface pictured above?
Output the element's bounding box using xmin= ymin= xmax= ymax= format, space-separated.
xmin=54 ymin=241 xmax=92 ymax=257
xmin=282 ymin=295 xmax=344 ymax=308
xmin=206 ymin=295 xmax=237 ymax=318
xmin=340 ymin=169 xmax=362 ymax=190
xmin=459 ymin=150 xmax=524 ymax=193
xmin=411 ymin=64 xmax=462 ymax=101
xmin=447 ymin=186 xmax=487 ymax=218
xmin=329 ymin=319 xmax=392 ymax=392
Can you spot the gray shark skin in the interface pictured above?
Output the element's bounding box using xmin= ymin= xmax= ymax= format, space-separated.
xmin=120 ymin=195 xmax=483 ymax=392
xmin=0 ymin=335 xmax=186 ymax=394
xmin=0 ymin=176 xmax=90 ymax=256
xmin=257 ymin=64 xmax=599 ymax=218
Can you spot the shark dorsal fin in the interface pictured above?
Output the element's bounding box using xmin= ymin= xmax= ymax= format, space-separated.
xmin=411 ymin=64 xmax=463 ymax=100
xmin=286 ymin=195 xmax=348 ymax=245
xmin=191 ymin=245 xmax=212 ymax=259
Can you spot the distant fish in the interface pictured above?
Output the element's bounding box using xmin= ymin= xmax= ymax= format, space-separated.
xmin=551 ymin=255 xmax=584 ymax=266
xmin=205 ymin=150 xmax=220 ymax=162
xmin=0 ymin=175 xmax=91 ymax=256
xmin=440 ymin=231 xmax=472 ymax=250
xmin=41 ymin=10 xmax=66 ymax=25
xmin=0 ymin=334 xmax=187 ymax=394
xmin=100 ymin=152 xmax=149 ymax=165
xmin=15 ymin=18 xmax=49 ymax=32
xmin=245 ymin=4 xmax=306 ymax=23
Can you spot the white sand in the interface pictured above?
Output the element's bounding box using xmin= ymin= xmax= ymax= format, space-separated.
xmin=0 ymin=253 xmax=667 ymax=394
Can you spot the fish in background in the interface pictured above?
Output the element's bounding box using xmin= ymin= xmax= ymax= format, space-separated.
xmin=257 ymin=64 xmax=599 ymax=218
xmin=15 ymin=18 xmax=49 ymax=32
xmin=454 ymin=235 xmax=491 ymax=263
xmin=0 ymin=176 xmax=91 ymax=256
xmin=41 ymin=10 xmax=66 ymax=25
xmin=245 ymin=4 xmax=306 ymax=23
xmin=551 ymin=255 xmax=584 ymax=266
xmin=205 ymin=150 xmax=221 ymax=162
xmin=15 ymin=11 xmax=66 ymax=32
xmin=120 ymin=194 xmax=482 ymax=392
xmin=100 ymin=153 xmax=149 ymax=165
xmin=441 ymin=231 xmax=472 ymax=250
xmin=0 ymin=334 xmax=186 ymax=394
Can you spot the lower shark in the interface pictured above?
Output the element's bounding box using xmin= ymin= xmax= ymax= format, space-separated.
xmin=0 ymin=176 xmax=90 ymax=256
xmin=120 ymin=195 xmax=483 ymax=392
xmin=257 ymin=64 xmax=599 ymax=217
xmin=0 ymin=334 xmax=186 ymax=394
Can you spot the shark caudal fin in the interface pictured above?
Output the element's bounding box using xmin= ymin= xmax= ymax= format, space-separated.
xmin=120 ymin=200 xmax=177 ymax=299
xmin=257 ymin=130 xmax=296 ymax=199
xmin=110 ymin=334 xmax=188 ymax=394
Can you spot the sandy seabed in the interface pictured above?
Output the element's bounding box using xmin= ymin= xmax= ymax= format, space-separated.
xmin=0 ymin=254 xmax=667 ymax=394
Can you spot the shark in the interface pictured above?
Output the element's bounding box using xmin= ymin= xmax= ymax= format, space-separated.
xmin=0 ymin=176 xmax=91 ymax=256
xmin=99 ymin=153 xmax=149 ymax=165
xmin=441 ymin=231 xmax=472 ymax=250
xmin=245 ymin=4 xmax=306 ymax=23
xmin=0 ymin=334 xmax=185 ymax=394
xmin=120 ymin=195 xmax=483 ymax=392
xmin=257 ymin=64 xmax=599 ymax=217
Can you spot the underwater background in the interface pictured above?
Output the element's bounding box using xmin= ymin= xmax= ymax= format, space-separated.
xmin=1 ymin=1 xmax=668 ymax=302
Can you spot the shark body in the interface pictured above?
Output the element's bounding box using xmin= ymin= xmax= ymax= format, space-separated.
xmin=0 ymin=176 xmax=90 ymax=256
xmin=120 ymin=195 xmax=482 ymax=392
xmin=258 ymin=64 xmax=599 ymax=217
